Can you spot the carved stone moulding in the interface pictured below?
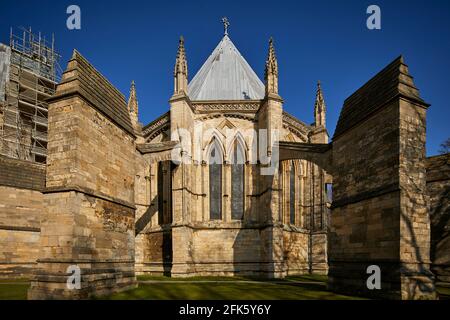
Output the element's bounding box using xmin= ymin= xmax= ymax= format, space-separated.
xmin=192 ymin=100 xmax=261 ymax=113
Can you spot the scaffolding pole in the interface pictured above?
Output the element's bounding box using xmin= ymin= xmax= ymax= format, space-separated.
xmin=0 ymin=27 xmax=61 ymax=163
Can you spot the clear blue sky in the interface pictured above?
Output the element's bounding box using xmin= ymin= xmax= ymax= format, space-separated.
xmin=1 ymin=0 xmax=449 ymax=155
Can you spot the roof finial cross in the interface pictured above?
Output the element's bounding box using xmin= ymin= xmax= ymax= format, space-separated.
xmin=222 ymin=17 xmax=230 ymax=35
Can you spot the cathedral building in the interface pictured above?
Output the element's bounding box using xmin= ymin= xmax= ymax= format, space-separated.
xmin=0 ymin=22 xmax=448 ymax=300
xmin=134 ymin=29 xmax=330 ymax=277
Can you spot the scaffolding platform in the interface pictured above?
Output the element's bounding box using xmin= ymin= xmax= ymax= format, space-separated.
xmin=0 ymin=27 xmax=61 ymax=163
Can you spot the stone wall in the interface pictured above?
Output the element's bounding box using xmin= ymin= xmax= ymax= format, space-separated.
xmin=28 ymin=50 xmax=137 ymax=299
xmin=137 ymin=230 xmax=172 ymax=275
xmin=170 ymin=226 xmax=310 ymax=277
xmin=44 ymin=98 xmax=135 ymax=201
xmin=311 ymin=232 xmax=328 ymax=274
xmin=426 ymin=153 xmax=450 ymax=284
xmin=0 ymin=156 xmax=45 ymax=278
xmin=28 ymin=95 xmax=137 ymax=299
xmin=134 ymin=153 xmax=153 ymax=275
xmin=282 ymin=229 xmax=309 ymax=275
xmin=135 ymin=158 xmax=172 ymax=275
xmin=137 ymin=106 xmax=328 ymax=278
xmin=137 ymin=223 xmax=312 ymax=278
xmin=330 ymin=98 xmax=435 ymax=299
xmin=181 ymin=227 xmax=261 ymax=276
xmin=397 ymin=100 xmax=433 ymax=299
xmin=0 ymin=155 xmax=45 ymax=190
xmin=329 ymin=56 xmax=435 ymax=299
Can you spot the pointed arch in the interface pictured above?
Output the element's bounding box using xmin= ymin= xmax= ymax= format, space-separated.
xmin=226 ymin=132 xmax=249 ymax=164
xmin=204 ymin=132 xmax=226 ymax=164
xmin=231 ymin=139 xmax=246 ymax=220
xmin=208 ymin=138 xmax=223 ymax=220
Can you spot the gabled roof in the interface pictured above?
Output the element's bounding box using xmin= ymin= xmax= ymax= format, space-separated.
xmin=188 ymin=35 xmax=265 ymax=101
xmin=51 ymin=50 xmax=135 ymax=136
xmin=334 ymin=56 xmax=428 ymax=139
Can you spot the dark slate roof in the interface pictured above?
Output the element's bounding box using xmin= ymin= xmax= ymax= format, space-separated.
xmin=50 ymin=50 xmax=134 ymax=136
xmin=333 ymin=56 xmax=428 ymax=139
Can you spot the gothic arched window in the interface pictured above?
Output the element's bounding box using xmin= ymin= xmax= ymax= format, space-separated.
xmin=289 ymin=161 xmax=296 ymax=225
xmin=209 ymin=140 xmax=223 ymax=220
xmin=231 ymin=140 xmax=245 ymax=220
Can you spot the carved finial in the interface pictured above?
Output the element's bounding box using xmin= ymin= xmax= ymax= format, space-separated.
xmin=128 ymin=80 xmax=138 ymax=115
xmin=174 ymin=36 xmax=188 ymax=94
xmin=314 ymin=80 xmax=326 ymax=127
xmin=265 ymin=37 xmax=278 ymax=96
xmin=174 ymin=36 xmax=187 ymax=75
xmin=316 ymin=80 xmax=324 ymax=108
xmin=222 ymin=17 xmax=230 ymax=36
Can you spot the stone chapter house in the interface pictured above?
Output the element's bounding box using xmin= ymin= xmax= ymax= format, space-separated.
xmin=0 ymin=29 xmax=449 ymax=300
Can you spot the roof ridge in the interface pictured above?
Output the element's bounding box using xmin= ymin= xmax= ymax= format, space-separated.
xmin=55 ymin=49 xmax=135 ymax=137
xmin=344 ymin=55 xmax=412 ymax=104
xmin=69 ymin=49 xmax=126 ymax=100
xmin=334 ymin=55 xmax=427 ymax=139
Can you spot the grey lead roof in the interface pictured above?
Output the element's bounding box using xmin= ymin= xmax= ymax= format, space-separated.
xmin=188 ymin=35 xmax=265 ymax=101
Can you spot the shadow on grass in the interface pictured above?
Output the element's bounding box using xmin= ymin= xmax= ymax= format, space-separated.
xmin=102 ymin=282 xmax=365 ymax=300
xmin=0 ymin=277 xmax=447 ymax=300
xmin=103 ymin=275 xmax=365 ymax=300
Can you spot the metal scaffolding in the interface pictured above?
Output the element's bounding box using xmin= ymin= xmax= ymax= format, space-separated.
xmin=0 ymin=27 xmax=61 ymax=163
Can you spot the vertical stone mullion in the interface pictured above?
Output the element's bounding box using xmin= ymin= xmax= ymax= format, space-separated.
xmin=201 ymin=162 xmax=207 ymax=222
xmin=223 ymin=163 xmax=231 ymax=222
xmin=244 ymin=163 xmax=250 ymax=222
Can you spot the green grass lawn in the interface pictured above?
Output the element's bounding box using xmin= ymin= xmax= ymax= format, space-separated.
xmin=0 ymin=279 xmax=30 ymax=300
xmin=1 ymin=276 xmax=449 ymax=300
xmin=102 ymin=275 xmax=363 ymax=300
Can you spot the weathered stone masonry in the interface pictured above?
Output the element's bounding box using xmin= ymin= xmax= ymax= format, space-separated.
xmin=0 ymin=29 xmax=448 ymax=301
xmin=279 ymin=56 xmax=441 ymax=299
xmin=134 ymin=35 xmax=330 ymax=279
xmin=427 ymin=154 xmax=450 ymax=284
xmin=27 ymin=51 xmax=137 ymax=299
xmin=327 ymin=57 xmax=435 ymax=300
xmin=0 ymin=155 xmax=44 ymax=278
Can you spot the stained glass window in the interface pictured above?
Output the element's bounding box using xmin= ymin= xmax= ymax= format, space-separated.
xmin=231 ymin=141 xmax=245 ymax=220
xmin=326 ymin=183 xmax=333 ymax=203
xmin=209 ymin=141 xmax=222 ymax=220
